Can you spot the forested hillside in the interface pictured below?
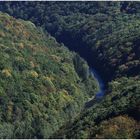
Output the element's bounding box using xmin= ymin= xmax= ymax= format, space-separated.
xmin=0 ymin=1 xmax=140 ymax=139
xmin=0 ymin=12 xmax=98 ymax=138
xmin=53 ymin=77 xmax=140 ymax=138
xmin=0 ymin=2 xmax=140 ymax=81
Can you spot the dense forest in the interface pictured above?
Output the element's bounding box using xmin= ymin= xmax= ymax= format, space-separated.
xmin=0 ymin=1 xmax=140 ymax=139
xmin=0 ymin=12 xmax=98 ymax=138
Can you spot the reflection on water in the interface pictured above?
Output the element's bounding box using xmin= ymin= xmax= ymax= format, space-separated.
xmin=85 ymin=68 xmax=105 ymax=108
xmin=90 ymin=68 xmax=105 ymax=98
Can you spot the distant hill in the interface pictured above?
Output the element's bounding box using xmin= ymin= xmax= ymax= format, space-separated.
xmin=0 ymin=2 xmax=139 ymax=81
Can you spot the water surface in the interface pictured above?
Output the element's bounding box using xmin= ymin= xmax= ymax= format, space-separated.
xmin=85 ymin=68 xmax=105 ymax=108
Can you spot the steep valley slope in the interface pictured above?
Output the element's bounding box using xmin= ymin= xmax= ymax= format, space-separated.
xmin=0 ymin=12 xmax=98 ymax=138
xmin=0 ymin=2 xmax=140 ymax=139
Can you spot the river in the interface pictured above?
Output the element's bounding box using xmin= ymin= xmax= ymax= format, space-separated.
xmin=91 ymin=68 xmax=105 ymax=98
xmin=53 ymin=35 xmax=106 ymax=107
xmin=84 ymin=68 xmax=105 ymax=108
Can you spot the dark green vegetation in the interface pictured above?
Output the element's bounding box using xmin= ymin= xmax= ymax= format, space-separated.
xmin=0 ymin=12 xmax=98 ymax=138
xmin=0 ymin=1 xmax=140 ymax=139
xmin=53 ymin=77 xmax=140 ymax=138
xmin=0 ymin=2 xmax=140 ymax=82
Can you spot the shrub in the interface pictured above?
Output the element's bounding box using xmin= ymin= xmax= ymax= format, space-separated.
xmin=29 ymin=70 xmax=38 ymax=78
xmin=42 ymin=76 xmax=56 ymax=92
xmin=0 ymin=31 xmax=5 ymax=37
xmin=18 ymin=43 xmax=24 ymax=49
xmin=2 ymin=69 xmax=12 ymax=77
xmin=95 ymin=115 xmax=137 ymax=139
